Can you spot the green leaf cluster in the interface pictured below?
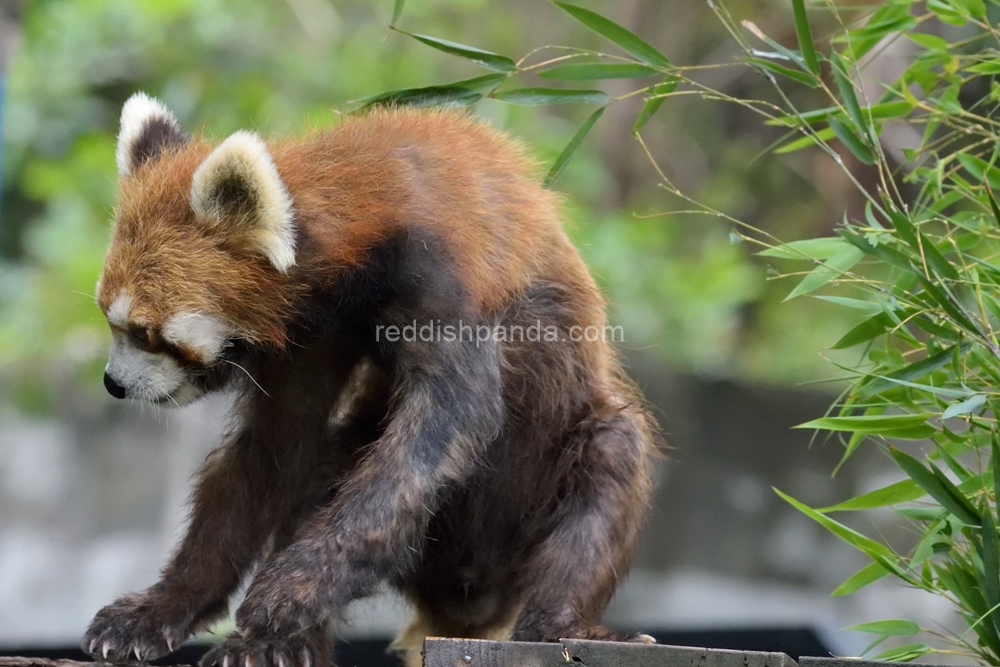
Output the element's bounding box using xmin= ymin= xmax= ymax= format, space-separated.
xmin=356 ymin=1 xmax=674 ymax=186
xmin=746 ymin=0 xmax=1000 ymax=662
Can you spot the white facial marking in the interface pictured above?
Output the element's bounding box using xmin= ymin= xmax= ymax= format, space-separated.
xmin=162 ymin=312 xmax=232 ymax=363
xmin=94 ymin=277 xmax=103 ymax=305
xmin=104 ymin=331 xmax=204 ymax=408
xmin=106 ymin=291 xmax=134 ymax=330
xmin=117 ymin=92 xmax=182 ymax=177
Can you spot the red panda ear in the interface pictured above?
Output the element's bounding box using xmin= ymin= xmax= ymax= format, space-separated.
xmin=117 ymin=92 xmax=188 ymax=177
xmin=189 ymin=131 xmax=296 ymax=274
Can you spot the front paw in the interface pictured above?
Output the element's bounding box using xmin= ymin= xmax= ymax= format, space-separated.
xmin=201 ymin=632 xmax=327 ymax=667
xmin=82 ymin=593 xmax=190 ymax=663
xmin=236 ymin=566 xmax=320 ymax=636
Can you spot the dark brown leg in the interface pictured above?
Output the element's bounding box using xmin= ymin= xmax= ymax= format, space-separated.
xmin=82 ymin=349 xmax=359 ymax=664
xmin=201 ymin=337 xmax=504 ymax=667
xmin=510 ymin=402 xmax=655 ymax=643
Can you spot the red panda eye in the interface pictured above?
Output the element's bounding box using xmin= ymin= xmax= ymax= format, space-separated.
xmin=129 ymin=326 xmax=150 ymax=345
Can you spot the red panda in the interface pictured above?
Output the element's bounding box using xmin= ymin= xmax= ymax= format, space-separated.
xmin=83 ymin=92 xmax=657 ymax=667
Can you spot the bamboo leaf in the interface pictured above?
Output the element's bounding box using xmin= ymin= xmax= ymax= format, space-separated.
xmin=765 ymin=101 xmax=913 ymax=127
xmin=746 ymin=57 xmax=819 ymax=86
xmin=858 ymin=343 xmax=970 ymax=398
xmin=898 ymin=506 xmax=949 ymax=521
xmin=743 ymin=22 xmax=808 ymax=70
xmin=830 ymin=50 xmax=865 ymax=130
xmin=493 ymin=88 xmax=610 ymax=105
xmin=912 ymin=315 xmax=964 ymax=342
xmin=445 ymin=73 xmax=511 ymax=93
xmin=798 ymin=414 xmax=931 ymax=432
xmin=393 ymin=30 xmax=517 ymax=72
xmin=838 ymin=227 xmax=912 ymax=271
xmin=758 ymin=237 xmax=854 ymax=260
xmin=783 ymin=245 xmax=864 ymax=301
xmin=539 ymin=63 xmax=660 ymax=80
xmin=911 ymin=520 xmax=947 ymax=565
xmin=353 ymin=84 xmax=483 ymax=110
xmin=832 ymin=312 xmax=892 ymax=349
xmin=953 ymin=0 xmax=987 ymax=19
xmin=632 ymin=77 xmax=679 ymax=134
xmin=813 ymin=296 xmax=884 ymax=314
xmin=960 ymin=472 xmax=994 ymax=494
xmin=889 ymin=447 xmax=981 ymax=526
xmin=937 ymin=561 xmax=986 ymax=620
xmin=544 ymin=106 xmax=606 ymax=188
xmin=774 ymin=489 xmax=897 ymax=560
xmin=845 ymin=619 xmax=920 ymax=636
xmin=929 ymin=0 xmax=970 ymax=25
xmin=830 ymin=117 xmax=876 ymax=164
xmin=845 ymin=4 xmax=917 ymax=58
xmin=790 ymin=0 xmax=821 ymax=76
xmin=957 ymin=154 xmax=1000 ymax=189
xmin=937 ymin=446 xmax=973 ymax=481
xmin=932 ymin=462 xmax=982 ymax=524
xmin=920 ymin=233 xmax=960 ymax=280
xmin=906 ymin=33 xmax=950 ymax=51
xmin=942 ymin=393 xmax=986 ymax=419
xmin=986 ymin=187 xmax=1000 ymax=228
xmin=820 ymin=479 xmax=923 ymax=512
xmin=886 ymin=208 xmax=918 ymax=247
xmin=390 ymin=0 xmax=405 ymax=27
xmin=915 ymin=274 xmax=979 ymax=333
xmin=775 ymin=128 xmax=836 ymax=154
xmin=993 ymin=433 xmax=1000 ymax=511
xmin=967 ymin=60 xmax=1000 ymax=75
xmin=870 ymin=643 xmax=932 ymax=662
xmin=859 ymin=373 xmax=971 ymax=399
xmin=554 ymin=2 xmax=670 ymax=69
xmin=980 ymin=506 xmax=1000 ymax=642
xmin=833 ymin=561 xmax=889 ymax=595
xmin=836 ymin=429 xmax=868 ymax=472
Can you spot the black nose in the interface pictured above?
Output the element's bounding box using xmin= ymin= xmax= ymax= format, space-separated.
xmin=103 ymin=372 xmax=127 ymax=399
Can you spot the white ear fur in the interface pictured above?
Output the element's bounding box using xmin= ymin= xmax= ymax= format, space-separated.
xmin=117 ymin=92 xmax=186 ymax=176
xmin=189 ymin=131 xmax=296 ymax=274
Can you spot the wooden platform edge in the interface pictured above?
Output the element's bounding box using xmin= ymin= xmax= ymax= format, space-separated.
xmin=422 ymin=638 xmax=799 ymax=667
xmin=5 ymin=641 xmax=962 ymax=667
xmin=0 ymin=659 xmax=95 ymax=667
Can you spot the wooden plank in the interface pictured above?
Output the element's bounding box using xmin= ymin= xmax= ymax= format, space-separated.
xmin=423 ymin=638 xmax=799 ymax=667
xmin=563 ymin=640 xmax=797 ymax=667
xmin=423 ymin=638 xmax=566 ymax=667
xmin=0 ymin=660 xmax=96 ymax=667
xmin=800 ymin=658 xmax=958 ymax=667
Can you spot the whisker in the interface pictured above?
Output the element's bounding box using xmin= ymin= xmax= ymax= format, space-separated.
xmin=223 ymin=359 xmax=270 ymax=397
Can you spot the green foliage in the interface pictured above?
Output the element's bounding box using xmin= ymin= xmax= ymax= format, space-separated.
xmin=356 ymin=1 xmax=674 ymax=163
xmin=728 ymin=0 xmax=1000 ymax=661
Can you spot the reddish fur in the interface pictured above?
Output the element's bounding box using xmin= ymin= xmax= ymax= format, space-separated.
xmin=100 ymin=109 xmax=579 ymax=345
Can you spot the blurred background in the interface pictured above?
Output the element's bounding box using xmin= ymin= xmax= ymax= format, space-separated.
xmin=0 ymin=0 xmax=959 ymax=662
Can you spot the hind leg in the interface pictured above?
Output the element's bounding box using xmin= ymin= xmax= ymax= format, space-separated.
xmin=510 ymin=401 xmax=655 ymax=643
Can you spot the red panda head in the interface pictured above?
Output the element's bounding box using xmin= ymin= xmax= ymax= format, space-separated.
xmin=96 ymin=93 xmax=300 ymax=406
